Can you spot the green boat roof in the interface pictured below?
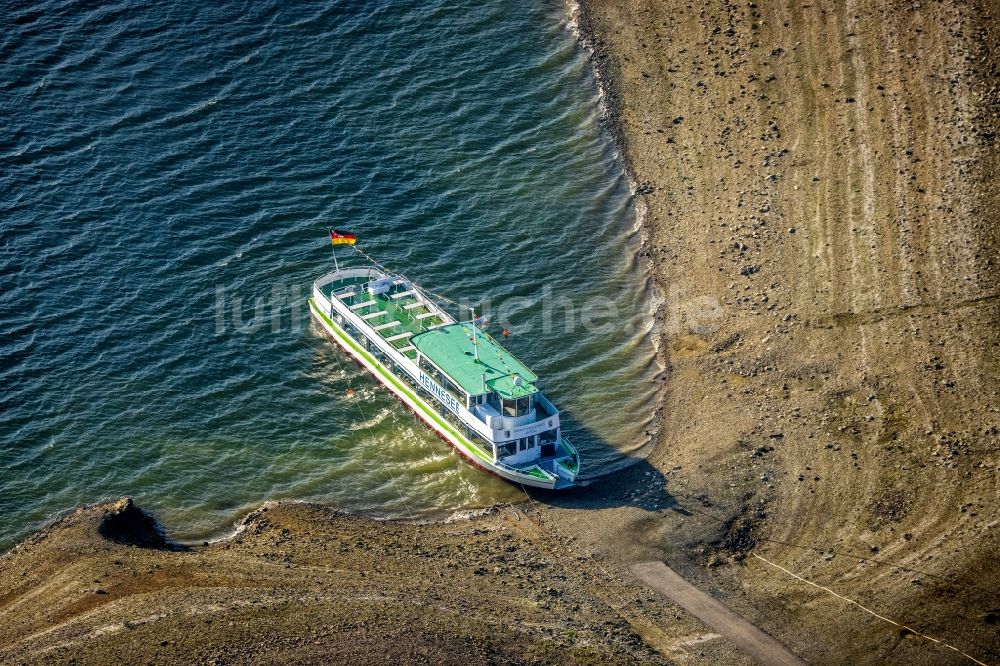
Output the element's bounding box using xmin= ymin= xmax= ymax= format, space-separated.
xmin=411 ymin=323 xmax=538 ymax=399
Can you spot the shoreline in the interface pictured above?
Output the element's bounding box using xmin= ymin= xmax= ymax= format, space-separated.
xmin=0 ymin=497 xmax=688 ymax=665
xmin=3 ymin=0 xmax=999 ymax=663
xmin=567 ymin=1 xmax=633 ymax=183
xmin=569 ymin=0 xmax=673 ymax=462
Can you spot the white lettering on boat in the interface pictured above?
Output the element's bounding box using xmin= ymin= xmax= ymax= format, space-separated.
xmin=510 ymin=419 xmax=555 ymax=439
xmin=418 ymin=371 xmax=463 ymax=414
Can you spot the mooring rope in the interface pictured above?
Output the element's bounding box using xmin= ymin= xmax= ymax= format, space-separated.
xmin=751 ymin=552 xmax=988 ymax=666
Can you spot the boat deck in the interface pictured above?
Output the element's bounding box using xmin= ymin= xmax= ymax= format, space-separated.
xmin=321 ymin=279 xmax=447 ymax=360
xmin=507 ymin=438 xmax=578 ymax=481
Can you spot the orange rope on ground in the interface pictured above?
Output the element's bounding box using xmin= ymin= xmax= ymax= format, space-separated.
xmin=751 ymin=553 xmax=988 ymax=666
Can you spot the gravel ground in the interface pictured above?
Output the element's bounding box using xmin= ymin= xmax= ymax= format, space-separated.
xmin=0 ymin=499 xmax=685 ymax=665
xmin=567 ymin=0 xmax=1000 ymax=664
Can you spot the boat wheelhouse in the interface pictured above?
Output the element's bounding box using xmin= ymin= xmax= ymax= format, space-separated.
xmin=309 ymin=265 xmax=579 ymax=489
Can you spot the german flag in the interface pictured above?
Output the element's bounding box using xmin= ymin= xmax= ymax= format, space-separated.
xmin=329 ymin=229 xmax=357 ymax=245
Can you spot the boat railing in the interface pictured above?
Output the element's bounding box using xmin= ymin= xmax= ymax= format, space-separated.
xmin=496 ymin=458 xmax=555 ymax=483
xmin=324 ymin=298 xmax=497 ymax=444
xmin=554 ymin=459 xmax=576 ymax=481
xmin=534 ymin=392 xmax=558 ymax=418
xmin=313 ymin=267 xmax=383 ymax=291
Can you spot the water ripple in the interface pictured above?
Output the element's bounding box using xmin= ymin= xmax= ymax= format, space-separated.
xmin=0 ymin=0 xmax=657 ymax=550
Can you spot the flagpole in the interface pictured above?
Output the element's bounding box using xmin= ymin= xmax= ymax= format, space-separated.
xmin=329 ymin=229 xmax=340 ymax=272
xmin=470 ymin=307 xmax=480 ymax=362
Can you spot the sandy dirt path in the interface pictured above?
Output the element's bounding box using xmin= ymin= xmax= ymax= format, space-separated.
xmin=632 ymin=561 xmax=806 ymax=665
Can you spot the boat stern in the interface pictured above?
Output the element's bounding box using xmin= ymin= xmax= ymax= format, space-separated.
xmin=552 ymin=436 xmax=580 ymax=487
xmin=500 ymin=436 xmax=580 ymax=489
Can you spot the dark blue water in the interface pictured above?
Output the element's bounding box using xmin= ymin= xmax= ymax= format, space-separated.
xmin=0 ymin=0 xmax=658 ymax=549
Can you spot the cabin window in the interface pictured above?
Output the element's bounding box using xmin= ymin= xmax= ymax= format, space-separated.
xmin=443 ymin=378 xmax=463 ymax=401
xmin=466 ymin=432 xmax=491 ymax=459
xmin=518 ymin=439 xmax=526 ymax=452
xmin=538 ymin=430 xmax=557 ymax=456
xmin=500 ymin=442 xmax=516 ymax=457
xmin=502 ymin=396 xmax=534 ymax=418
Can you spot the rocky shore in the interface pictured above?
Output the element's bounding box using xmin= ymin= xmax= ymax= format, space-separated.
xmin=570 ymin=0 xmax=1000 ymax=664
xmin=2 ymin=1 xmax=998 ymax=664
xmin=0 ymin=498 xmax=684 ymax=665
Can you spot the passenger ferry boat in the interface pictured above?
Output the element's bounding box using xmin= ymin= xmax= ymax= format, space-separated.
xmin=308 ymin=249 xmax=579 ymax=489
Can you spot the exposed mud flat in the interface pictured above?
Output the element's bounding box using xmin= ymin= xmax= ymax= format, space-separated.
xmin=570 ymin=0 xmax=1000 ymax=663
xmin=0 ymin=499 xmax=694 ymax=665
